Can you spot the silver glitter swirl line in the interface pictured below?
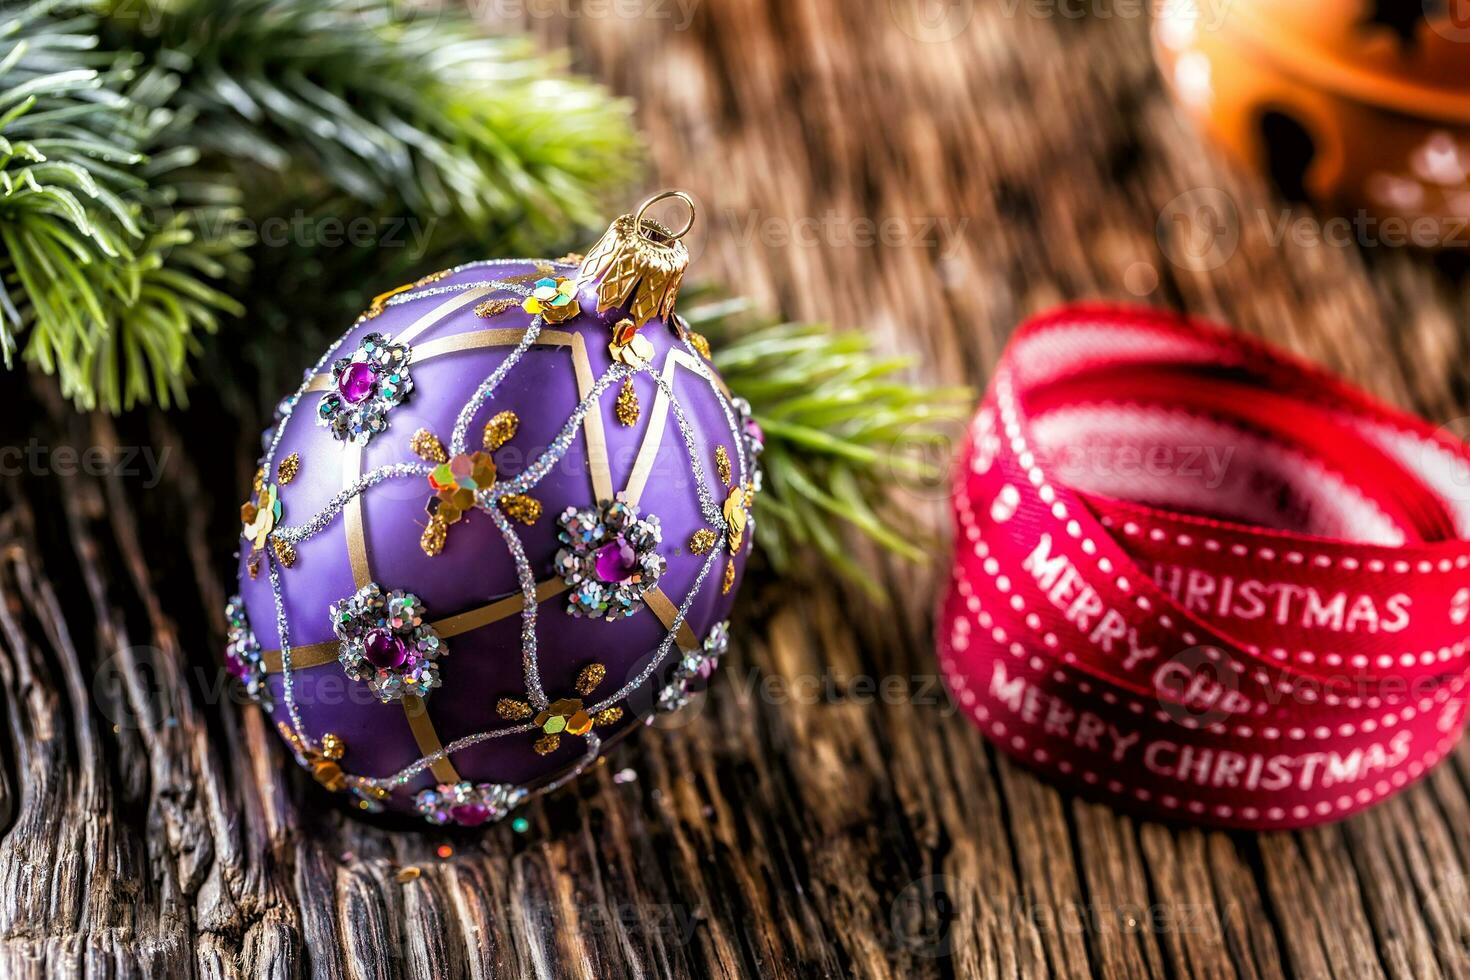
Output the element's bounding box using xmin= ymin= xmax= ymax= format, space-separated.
xmin=449 ymin=316 xmax=544 ymax=456
xmin=641 ymin=362 xmax=725 ymax=527
xmin=592 ymin=543 xmax=722 ymax=714
xmin=371 ymin=720 xmax=533 ymax=787
xmin=480 ymin=362 xmax=631 ymax=500
xmin=434 ymin=257 xmax=573 ymax=279
xmin=383 ymin=277 xmax=532 ymax=309
xmin=368 ymin=727 xmax=599 ymax=795
xmin=488 ymin=503 xmax=549 ymax=710
xmin=677 ymin=320 xmax=751 ymax=488
xmin=267 ymin=552 xmax=308 ymax=738
xmin=531 ymin=733 xmax=602 ymax=796
xmin=272 ymin=462 xmax=432 ymax=543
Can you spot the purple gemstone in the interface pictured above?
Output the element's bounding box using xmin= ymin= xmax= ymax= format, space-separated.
xmin=364 ymin=629 xmax=407 ymax=670
xmin=745 ymin=417 xmax=764 ymax=445
xmin=338 ymin=362 xmax=377 ymax=403
xmin=225 ymin=652 xmax=248 ymax=680
xmin=450 ymin=802 xmax=490 ymax=826
xmin=594 ymin=537 xmax=637 ymax=583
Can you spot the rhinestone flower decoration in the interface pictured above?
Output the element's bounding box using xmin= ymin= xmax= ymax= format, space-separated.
xmin=554 ymin=500 xmax=666 ymax=620
xmin=522 ymin=276 xmax=581 ymax=324
xmin=224 ymin=595 xmax=271 ymax=711
xmin=497 ymin=662 xmax=624 ymax=755
xmin=414 ymin=781 xmax=527 ymax=827
xmin=329 ymin=583 xmax=446 ymax=702
xmin=656 ymin=620 xmax=730 ymax=715
xmin=317 ymin=332 xmax=414 ymax=443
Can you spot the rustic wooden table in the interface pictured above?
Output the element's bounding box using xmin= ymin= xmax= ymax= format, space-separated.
xmin=5 ymin=1 xmax=1470 ymax=977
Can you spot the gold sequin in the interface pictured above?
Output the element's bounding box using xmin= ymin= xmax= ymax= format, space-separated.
xmin=273 ymin=538 xmax=297 ymax=568
xmin=575 ymin=662 xmax=607 ymax=696
xmin=321 ymin=732 xmax=346 ymax=760
xmin=414 ymin=269 xmax=451 ymax=287
xmin=247 ymin=552 xmax=261 ymax=579
xmin=715 ymin=446 xmax=731 ymax=485
xmin=497 ymin=698 xmax=533 ymax=721
xmin=557 ymin=252 xmax=584 ymax=265
xmin=723 ymin=560 xmax=736 ymax=594
xmin=474 ymin=297 xmax=518 ymax=319
xmin=593 ymin=707 xmax=624 ymax=727
xmin=482 ymin=411 xmax=519 ymax=451
xmin=410 ymin=428 xmax=448 ymax=463
xmin=253 ymin=466 xmax=266 ymax=496
xmin=420 ymin=514 xmax=447 ymax=557
xmin=615 ymin=378 xmax=640 ymax=426
xmin=688 ymin=331 xmax=712 ymax=360
xmin=499 ymin=494 xmax=542 ymax=525
xmin=689 ymin=529 xmax=718 ymax=554
xmin=534 ymin=734 xmax=560 ymax=755
xmin=277 ymin=452 xmax=300 ymax=485
xmin=724 ymin=486 xmax=748 ymax=553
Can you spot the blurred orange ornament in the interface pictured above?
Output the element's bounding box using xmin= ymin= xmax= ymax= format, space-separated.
xmin=1154 ymin=0 xmax=1470 ymax=242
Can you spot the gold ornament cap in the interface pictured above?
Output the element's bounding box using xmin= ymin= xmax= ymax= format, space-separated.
xmin=576 ymin=190 xmax=695 ymax=329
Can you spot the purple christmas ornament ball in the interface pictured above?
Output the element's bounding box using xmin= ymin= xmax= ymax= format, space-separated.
xmin=226 ymin=194 xmax=759 ymax=825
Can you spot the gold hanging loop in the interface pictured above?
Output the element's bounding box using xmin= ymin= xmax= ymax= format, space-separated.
xmin=634 ymin=190 xmax=697 ymax=241
xmin=576 ymin=190 xmax=695 ymax=329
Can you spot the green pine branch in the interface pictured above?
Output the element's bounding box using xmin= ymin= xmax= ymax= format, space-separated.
xmin=0 ymin=0 xmax=241 ymax=410
xmin=99 ymin=0 xmax=641 ymax=253
xmin=1 ymin=0 xmax=638 ymax=410
xmin=684 ymin=296 xmax=972 ymax=596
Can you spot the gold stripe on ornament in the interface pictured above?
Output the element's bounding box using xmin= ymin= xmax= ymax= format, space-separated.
xmin=433 ymin=579 xmax=568 ymax=638
xmin=407 ymin=327 xmax=612 ymax=503
xmin=262 ymin=639 xmax=338 ymax=673
xmin=303 ymin=287 xmax=501 ymax=392
xmin=260 ymin=577 xmax=569 ymax=673
xmin=569 ymin=330 xmax=614 ymax=502
xmin=402 ymin=695 xmax=460 ymax=784
xmin=344 ymin=448 xmax=371 ymax=589
xmin=388 ymin=286 xmax=500 ymax=346
xmin=623 ymin=349 xmax=729 ymax=508
xmin=643 ymin=586 xmax=701 ymax=652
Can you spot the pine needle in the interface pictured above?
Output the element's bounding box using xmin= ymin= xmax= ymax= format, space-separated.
xmin=684 ymin=295 xmax=972 ymax=598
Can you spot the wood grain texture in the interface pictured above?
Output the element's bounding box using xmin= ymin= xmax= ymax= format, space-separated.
xmin=4 ymin=0 xmax=1470 ymax=976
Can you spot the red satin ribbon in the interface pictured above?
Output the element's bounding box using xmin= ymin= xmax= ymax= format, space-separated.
xmin=939 ymin=305 xmax=1470 ymax=828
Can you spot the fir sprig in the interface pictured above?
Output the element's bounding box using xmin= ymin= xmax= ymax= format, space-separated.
xmin=685 ymin=297 xmax=972 ymax=593
xmin=0 ymin=1 xmax=240 ymax=409
xmin=0 ymin=0 xmax=638 ymax=410
xmin=99 ymin=0 xmax=641 ymax=253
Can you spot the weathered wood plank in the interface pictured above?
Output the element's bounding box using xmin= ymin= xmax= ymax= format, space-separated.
xmin=4 ymin=1 xmax=1470 ymax=977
